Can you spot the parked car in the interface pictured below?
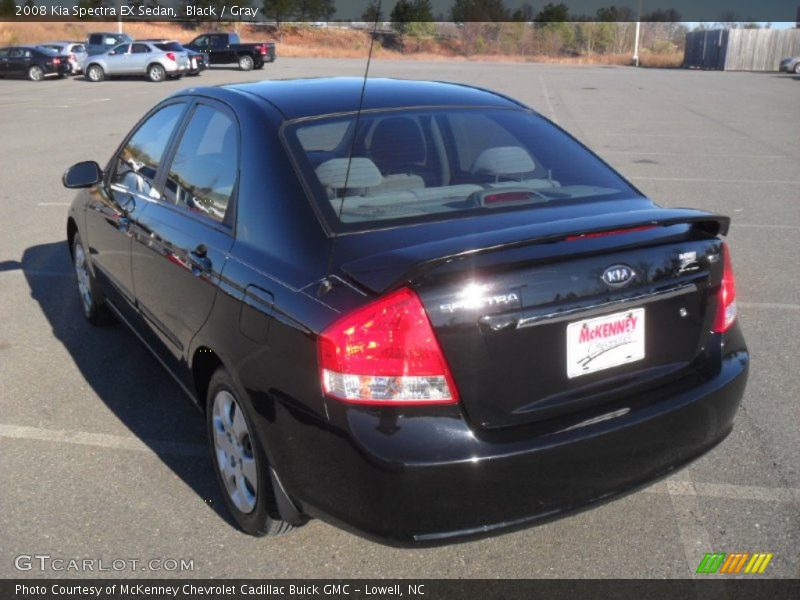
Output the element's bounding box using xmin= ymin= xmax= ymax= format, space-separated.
xmin=138 ymin=39 xmax=206 ymax=76
xmin=62 ymin=78 xmax=748 ymax=544
xmin=0 ymin=46 xmax=70 ymax=81
xmin=184 ymin=32 xmax=275 ymax=71
xmin=779 ymin=56 xmax=800 ymax=73
xmin=85 ymin=32 xmax=133 ymax=56
xmin=40 ymin=41 xmax=87 ymax=74
xmin=82 ymin=41 xmax=190 ymax=82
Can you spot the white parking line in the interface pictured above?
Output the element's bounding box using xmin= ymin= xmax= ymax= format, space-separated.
xmin=0 ymin=423 xmax=206 ymax=458
xmin=630 ymin=176 xmax=800 ymax=185
xmin=603 ymin=150 xmax=788 ymax=159
xmin=0 ymin=269 xmax=71 ymax=278
xmin=645 ymin=480 xmax=800 ymax=504
xmin=538 ymin=74 xmax=559 ymax=125
xmin=733 ymin=223 xmax=800 ymax=231
xmin=739 ymin=302 xmax=800 ymax=311
xmin=2 ymin=422 xmax=798 ymax=505
xmin=664 ymin=475 xmax=717 ymax=577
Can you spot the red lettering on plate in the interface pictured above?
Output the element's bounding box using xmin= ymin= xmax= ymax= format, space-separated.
xmin=578 ymin=314 xmax=638 ymax=344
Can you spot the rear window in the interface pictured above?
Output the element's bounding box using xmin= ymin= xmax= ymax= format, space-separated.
xmin=155 ymin=42 xmax=183 ymax=52
xmin=284 ymin=108 xmax=641 ymax=234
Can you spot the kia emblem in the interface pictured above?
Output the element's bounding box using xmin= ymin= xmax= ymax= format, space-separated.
xmin=602 ymin=264 xmax=635 ymax=288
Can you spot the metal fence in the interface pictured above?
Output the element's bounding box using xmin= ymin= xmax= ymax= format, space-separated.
xmin=684 ymin=28 xmax=800 ymax=71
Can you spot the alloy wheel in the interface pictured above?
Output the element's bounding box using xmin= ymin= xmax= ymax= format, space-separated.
xmin=73 ymin=241 xmax=93 ymax=317
xmin=211 ymin=390 xmax=258 ymax=514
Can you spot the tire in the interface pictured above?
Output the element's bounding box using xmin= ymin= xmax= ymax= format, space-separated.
xmin=238 ymin=54 xmax=254 ymax=71
xmin=28 ymin=65 xmax=44 ymax=81
xmin=147 ymin=63 xmax=166 ymax=82
xmin=794 ymin=63 xmax=800 ymax=74
xmin=71 ymin=233 xmax=113 ymax=326
xmin=85 ymin=64 xmax=104 ymax=82
xmin=206 ymin=368 xmax=296 ymax=537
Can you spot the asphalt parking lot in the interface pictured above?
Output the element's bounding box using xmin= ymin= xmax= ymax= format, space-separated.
xmin=0 ymin=59 xmax=798 ymax=579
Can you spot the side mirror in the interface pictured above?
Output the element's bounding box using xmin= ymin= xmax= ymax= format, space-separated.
xmin=63 ymin=161 xmax=103 ymax=189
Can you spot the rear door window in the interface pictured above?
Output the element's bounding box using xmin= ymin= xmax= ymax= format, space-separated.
xmin=163 ymin=105 xmax=238 ymax=224
xmin=131 ymin=43 xmax=150 ymax=54
xmin=110 ymin=103 xmax=186 ymax=196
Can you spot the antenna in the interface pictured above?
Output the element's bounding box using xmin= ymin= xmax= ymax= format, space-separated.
xmin=320 ymin=2 xmax=382 ymax=295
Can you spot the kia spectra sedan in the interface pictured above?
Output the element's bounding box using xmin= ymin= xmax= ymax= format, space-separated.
xmin=62 ymin=78 xmax=748 ymax=544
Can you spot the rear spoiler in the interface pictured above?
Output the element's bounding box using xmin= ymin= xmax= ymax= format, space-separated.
xmin=341 ymin=209 xmax=730 ymax=294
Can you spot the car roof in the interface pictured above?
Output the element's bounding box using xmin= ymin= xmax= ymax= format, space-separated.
xmin=220 ymin=77 xmax=525 ymax=121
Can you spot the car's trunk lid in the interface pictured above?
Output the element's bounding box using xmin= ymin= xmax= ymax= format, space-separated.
xmin=338 ymin=207 xmax=728 ymax=429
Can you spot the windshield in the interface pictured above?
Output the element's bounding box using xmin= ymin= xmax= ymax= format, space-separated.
xmin=284 ymin=107 xmax=641 ymax=234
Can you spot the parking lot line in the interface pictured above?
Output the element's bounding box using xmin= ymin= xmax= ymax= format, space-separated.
xmin=2 ymin=421 xmax=798 ymax=505
xmin=538 ymin=74 xmax=560 ymax=125
xmin=739 ymin=302 xmax=800 ymax=311
xmin=630 ymin=176 xmax=800 ymax=184
xmin=0 ymin=423 xmax=206 ymax=458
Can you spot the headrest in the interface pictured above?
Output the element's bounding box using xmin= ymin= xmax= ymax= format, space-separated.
xmin=370 ymin=117 xmax=426 ymax=173
xmin=315 ymin=158 xmax=382 ymax=189
xmin=470 ymin=146 xmax=535 ymax=177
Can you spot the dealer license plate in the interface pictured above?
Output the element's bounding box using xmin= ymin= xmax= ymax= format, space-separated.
xmin=566 ymin=308 xmax=645 ymax=378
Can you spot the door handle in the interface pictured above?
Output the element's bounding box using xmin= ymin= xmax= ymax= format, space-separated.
xmin=189 ymin=244 xmax=212 ymax=276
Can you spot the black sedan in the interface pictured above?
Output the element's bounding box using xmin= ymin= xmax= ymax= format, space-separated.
xmin=0 ymin=45 xmax=71 ymax=80
xmin=62 ymin=78 xmax=748 ymax=544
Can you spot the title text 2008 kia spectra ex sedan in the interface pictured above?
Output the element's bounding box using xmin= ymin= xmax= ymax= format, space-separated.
xmin=62 ymin=78 xmax=748 ymax=544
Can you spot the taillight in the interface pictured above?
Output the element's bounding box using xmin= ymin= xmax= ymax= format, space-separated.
xmin=713 ymin=242 xmax=737 ymax=333
xmin=318 ymin=288 xmax=459 ymax=405
xmin=258 ymin=45 xmax=267 ymax=55
xmin=165 ymin=52 xmax=176 ymax=62
xmin=53 ymin=57 xmax=60 ymax=64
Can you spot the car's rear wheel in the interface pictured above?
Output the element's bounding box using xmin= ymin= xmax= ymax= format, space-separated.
xmin=71 ymin=233 xmax=111 ymax=325
xmin=794 ymin=63 xmax=800 ymax=74
xmin=28 ymin=65 xmax=44 ymax=81
xmin=206 ymin=368 xmax=296 ymax=537
xmin=238 ymin=55 xmax=254 ymax=71
xmin=86 ymin=64 xmax=104 ymax=82
xmin=147 ymin=64 xmax=166 ymax=82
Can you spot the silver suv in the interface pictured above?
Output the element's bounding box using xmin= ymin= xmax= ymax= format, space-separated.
xmin=82 ymin=41 xmax=189 ymax=82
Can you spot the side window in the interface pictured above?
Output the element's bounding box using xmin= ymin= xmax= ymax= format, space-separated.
xmin=111 ymin=103 xmax=185 ymax=196
xmin=88 ymin=35 xmax=101 ymax=45
xmin=9 ymin=49 xmax=23 ymax=58
xmin=104 ymin=36 xmax=119 ymax=46
xmin=131 ymin=44 xmax=149 ymax=54
xmin=23 ymin=50 xmax=32 ymax=59
xmin=0 ymin=49 xmax=9 ymax=58
xmin=111 ymin=44 xmax=129 ymax=54
xmin=193 ymin=36 xmax=208 ymax=48
xmin=164 ymin=105 xmax=238 ymax=224
xmin=211 ymin=35 xmax=226 ymax=49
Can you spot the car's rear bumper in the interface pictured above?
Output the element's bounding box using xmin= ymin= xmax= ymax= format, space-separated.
xmin=266 ymin=329 xmax=748 ymax=545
